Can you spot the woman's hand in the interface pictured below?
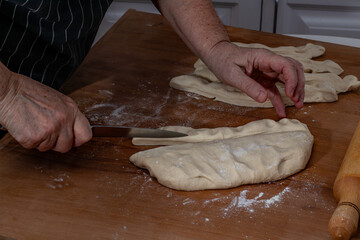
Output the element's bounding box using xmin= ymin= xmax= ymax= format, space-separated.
xmin=204 ymin=41 xmax=305 ymax=118
xmin=0 ymin=62 xmax=92 ymax=153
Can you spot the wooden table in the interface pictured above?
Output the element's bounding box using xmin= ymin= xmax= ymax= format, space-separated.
xmin=1 ymin=10 xmax=360 ymax=240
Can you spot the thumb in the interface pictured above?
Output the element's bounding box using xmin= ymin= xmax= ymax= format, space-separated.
xmin=73 ymin=112 xmax=92 ymax=147
xmin=229 ymin=72 xmax=268 ymax=103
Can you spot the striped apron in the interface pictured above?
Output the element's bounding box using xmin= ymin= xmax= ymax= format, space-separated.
xmin=0 ymin=0 xmax=112 ymax=89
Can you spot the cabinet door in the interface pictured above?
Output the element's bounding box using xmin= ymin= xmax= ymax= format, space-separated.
xmin=212 ymin=0 xmax=262 ymax=29
xmin=94 ymin=0 xmax=266 ymax=44
xmin=276 ymin=0 xmax=360 ymax=39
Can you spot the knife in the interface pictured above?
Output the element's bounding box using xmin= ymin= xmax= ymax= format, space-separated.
xmin=0 ymin=124 xmax=187 ymax=138
xmin=91 ymin=125 xmax=187 ymax=138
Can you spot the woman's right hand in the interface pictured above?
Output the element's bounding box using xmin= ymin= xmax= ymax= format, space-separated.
xmin=0 ymin=62 xmax=92 ymax=153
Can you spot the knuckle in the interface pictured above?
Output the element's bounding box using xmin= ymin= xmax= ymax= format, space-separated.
xmin=83 ymin=132 xmax=92 ymax=143
xmin=76 ymin=133 xmax=92 ymax=147
xmin=298 ymin=63 xmax=305 ymax=72
xmin=57 ymin=148 xmax=68 ymax=154
xmin=42 ymin=123 xmax=57 ymax=136
xmin=68 ymin=101 xmax=78 ymax=111
xmin=37 ymin=145 xmax=50 ymax=152
xmin=257 ymin=48 xmax=271 ymax=55
xmin=21 ymin=142 xmax=35 ymax=149
xmin=284 ymin=56 xmax=297 ymax=67
xmin=54 ymin=110 xmax=68 ymax=125
xmin=64 ymin=96 xmax=78 ymax=109
xmin=18 ymin=136 xmax=37 ymax=149
xmin=74 ymin=139 xmax=86 ymax=147
xmin=53 ymin=136 xmax=74 ymax=153
xmin=240 ymin=80 xmax=253 ymax=93
xmin=264 ymin=49 xmax=273 ymax=55
xmin=57 ymin=144 xmax=72 ymax=153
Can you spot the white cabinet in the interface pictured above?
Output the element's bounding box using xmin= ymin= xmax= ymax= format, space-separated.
xmin=213 ymin=0 xmax=275 ymax=32
xmin=276 ymin=0 xmax=360 ymax=39
xmin=94 ymin=0 xmax=360 ymax=46
xmin=94 ymin=0 xmax=275 ymax=44
xmin=212 ymin=0 xmax=262 ymax=29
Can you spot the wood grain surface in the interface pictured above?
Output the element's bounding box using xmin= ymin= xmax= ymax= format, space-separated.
xmin=1 ymin=10 xmax=360 ymax=240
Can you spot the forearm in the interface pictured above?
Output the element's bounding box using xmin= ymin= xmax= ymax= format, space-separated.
xmin=0 ymin=62 xmax=21 ymax=120
xmin=0 ymin=61 xmax=13 ymax=102
xmin=157 ymin=0 xmax=229 ymax=62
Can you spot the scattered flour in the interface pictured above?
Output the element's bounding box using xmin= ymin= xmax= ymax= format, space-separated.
xmin=224 ymin=187 xmax=291 ymax=213
xmin=98 ymin=89 xmax=114 ymax=96
xmin=85 ymin=103 xmax=118 ymax=112
xmin=46 ymin=173 xmax=71 ymax=190
xmin=84 ymin=88 xmax=172 ymax=126
xmin=183 ymin=198 xmax=195 ymax=205
xmin=186 ymin=92 xmax=202 ymax=100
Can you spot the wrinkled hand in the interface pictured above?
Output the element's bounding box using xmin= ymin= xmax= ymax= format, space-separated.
xmin=0 ymin=62 xmax=92 ymax=152
xmin=205 ymin=41 xmax=305 ymax=118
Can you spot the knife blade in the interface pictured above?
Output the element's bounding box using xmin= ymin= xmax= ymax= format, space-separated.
xmin=91 ymin=125 xmax=187 ymax=138
xmin=0 ymin=124 xmax=188 ymax=138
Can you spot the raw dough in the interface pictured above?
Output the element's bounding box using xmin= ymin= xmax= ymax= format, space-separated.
xmin=232 ymin=42 xmax=325 ymax=59
xmin=130 ymin=119 xmax=314 ymax=191
xmin=170 ymin=42 xmax=360 ymax=108
xmin=193 ymin=58 xmax=344 ymax=82
xmin=170 ymin=73 xmax=359 ymax=108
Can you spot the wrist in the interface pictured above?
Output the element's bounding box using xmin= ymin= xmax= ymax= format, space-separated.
xmin=200 ymin=39 xmax=231 ymax=64
xmin=0 ymin=62 xmax=21 ymax=125
xmin=0 ymin=62 xmax=12 ymax=101
xmin=201 ymin=40 xmax=238 ymax=73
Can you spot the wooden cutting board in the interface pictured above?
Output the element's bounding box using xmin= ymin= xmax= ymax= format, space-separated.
xmin=0 ymin=10 xmax=360 ymax=240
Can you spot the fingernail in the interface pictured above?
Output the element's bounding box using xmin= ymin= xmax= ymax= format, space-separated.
xmin=257 ymin=90 xmax=267 ymax=102
xmin=296 ymin=102 xmax=303 ymax=109
xmin=290 ymin=88 xmax=295 ymax=97
xmin=293 ymin=93 xmax=299 ymax=102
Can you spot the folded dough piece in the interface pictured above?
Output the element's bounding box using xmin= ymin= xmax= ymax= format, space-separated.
xmin=193 ymin=58 xmax=343 ymax=82
xmin=171 ymin=42 xmax=359 ymax=108
xmin=130 ymin=119 xmax=314 ymax=191
xmin=192 ymin=43 xmax=328 ymax=82
xmin=232 ymin=42 xmax=325 ymax=59
xmin=133 ymin=117 xmax=310 ymax=146
xmin=170 ymin=73 xmax=360 ymax=108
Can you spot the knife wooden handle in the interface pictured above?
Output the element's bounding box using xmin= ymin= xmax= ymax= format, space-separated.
xmin=328 ymin=121 xmax=360 ymax=240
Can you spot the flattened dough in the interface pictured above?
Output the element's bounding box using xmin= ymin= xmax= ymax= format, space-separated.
xmin=130 ymin=119 xmax=314 ymax=191
xmin=170 ymin=73 xmax=359 ymax=108
xmin=170 ymin=42 xmax=360 ymax=108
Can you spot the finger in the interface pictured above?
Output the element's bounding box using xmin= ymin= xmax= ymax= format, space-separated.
xmin=297 ymin=85 xmax=305 ymax=109
xmin=18 ymin=137 xmax=43 ymax=150
xmin=37 ymin=134 xmax=57 ymax=152
xmin=269 ymin=56 xmax=299 ymax=98
xmin=262 ymin=71 xmax=279 ymax=79
xmin=267 ymin=85 xmax=286 ymax=118
xmin=228 ymin=69 xmax=268 ymax=103
xmin=15 ymin=129 xmax=45 ymax=150
xmin=52 ymin=127 xmax=74 ymax=153
xmin=73 ymin=112 xmax=92 ymax=147
xmin=293 ymin=64 xmax=305 ymax=108
xmin=285 ymin=57 xmax=305 ymax=102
